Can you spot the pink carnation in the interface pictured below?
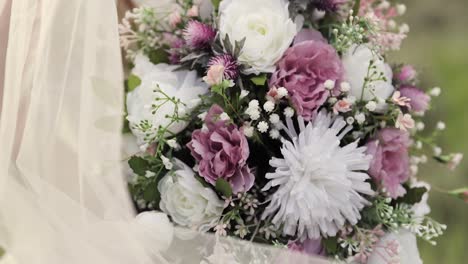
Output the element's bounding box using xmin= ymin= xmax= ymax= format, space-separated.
xmin=396 ymin=65 xmax=417 ymax=83
xmin=270 ymin=35 xmax=343 ymax=121
xmin=399 ymin=85 xmax=431 ymax=113
xmin=366 ymin=128 xmax=411 ymax=198
xmin=187 ymin=105 xmax=254 ymax=193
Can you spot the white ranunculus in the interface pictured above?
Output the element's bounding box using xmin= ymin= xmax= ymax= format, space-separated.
xmin=342 ymin=45 xmax=394 ymax=108
xmin=367 ymin=229 xmax=423 ymax=264
xmin=158 ymin=160 xmax=224 ymax=231
xmin=126 ymin=54 xmax=208 ymax=145
xmin=219 ymin=0 xmax=297 ymax=74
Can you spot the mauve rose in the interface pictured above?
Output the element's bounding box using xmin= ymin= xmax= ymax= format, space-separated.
xmin=187 ymin=105 xmax=254 ymax=193
xmin=270 ymin=34 xmax=343 ymax=121
xmin=399 ymin=85 xmax=431 ymax=113
xmin=366 ymin=128 xmax=411 ymax=198
xmin=288 ymin=239 xmax=325 ymax=256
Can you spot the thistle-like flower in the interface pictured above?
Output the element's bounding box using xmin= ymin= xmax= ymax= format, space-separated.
xmin=183 ymin=20 xmax=217 ymax=49
xmin=207 ymin=54 xmax=239 ymax=80
xmin=262 ymin=110 xmax=374 ymax=240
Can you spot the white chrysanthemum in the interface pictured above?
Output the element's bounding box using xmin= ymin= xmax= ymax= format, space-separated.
xmin=262 ymin=110 xmax=374 ymax=240
xmin=127 ymin=54 xmax=208 ymax=145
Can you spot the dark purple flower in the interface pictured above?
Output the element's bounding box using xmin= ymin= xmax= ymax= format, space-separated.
xmin=270 ymin=39 xmax=343 ymax=121
xmin=183 ymin=20 xmax=217 ymax=49
xmin=399 ymin=85 xmax=431 ymax=113
xmin=313 ymin=0 xmax=347 ymax=12
xmin=168 ymin=37 xmax=185 ymax=64
xmin=187 ymin=105 xmax=254 ymax=193
xmin=208 ymin=54 xmax=239 ymax=80
xmin=366 ymin=128 xmax=411 ymax=198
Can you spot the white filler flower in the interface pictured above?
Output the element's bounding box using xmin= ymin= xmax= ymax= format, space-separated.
xmin=158 ymin=159 xmax=224 ymax=231
xmin=262 ymin=110 xmax=374 ymax=240
xmin=127 ymin=54 xmax=208 ymax=145
xmin=342 ymin=45 xmax=394 ymax=108
xmin=219 ymin=0 xmax=297 ymax=74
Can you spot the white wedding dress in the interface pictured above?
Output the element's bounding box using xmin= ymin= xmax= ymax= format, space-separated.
xmin=0 ymin=0 xmax=421 ymax=263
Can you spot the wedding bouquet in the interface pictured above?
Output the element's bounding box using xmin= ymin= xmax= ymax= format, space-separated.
xmin=119 ymin=0 xmax=466 ymax=262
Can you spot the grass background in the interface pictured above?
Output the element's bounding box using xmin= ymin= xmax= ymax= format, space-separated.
xmin=390 ymin=0 xmax=468 ymax=263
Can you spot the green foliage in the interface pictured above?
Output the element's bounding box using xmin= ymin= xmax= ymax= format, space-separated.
xmin=250 ymin=74 xmax=267 ymax=86
xmin=215 ymin=178 xmax=233 ymax=197
xmin=126 ymin=74 xmax=141 ymax=92
xmin=129 ymin=156 xmax=151 ymax=176
xmin=322 ymin=236 xmax=339 ymax=255
xmin=148 ymin=48 xmax=170 ymax=65
xmin=211 ymin=0 xmax=221 ymax=10
xmin=396 ymin=185 xmax=428 ymax=205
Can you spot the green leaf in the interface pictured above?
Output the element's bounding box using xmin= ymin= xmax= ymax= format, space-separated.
xmin=148 ymin=48 xmax=169 ymax=64
xmin=128 ymin=156 xmax=150 ymax=176
xmin=397 ymin=186 xmax=428 ymax=205
xmin=143 ymin=181 xmax=160 ymax=204
xmin=251 ymin=74 xmax=267 ymax=86
xmin=211 ymin=0 xmax=221 ymax=10
xmin=127 ymin=74 xmax=141 ymax=92
xmin=215 ymin=178 xmax=233 ymax=197
xmin=322 ymin=237 xmax=338 ymax=254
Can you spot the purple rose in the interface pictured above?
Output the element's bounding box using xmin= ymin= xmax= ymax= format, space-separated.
xmin=366 ymin=128 xmax=411 ymax=198
xmin=187 ymin=105 xmax=254 ymax=193
xmin=288 ymin=239 xmax=325 ymax=256
xmin=399 ymin=85 xmax=431 ymax=113
xmin=270 ymin=37 xmax=343 ymax=121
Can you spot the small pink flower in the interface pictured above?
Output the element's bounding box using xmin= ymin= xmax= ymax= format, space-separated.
xmin=169 ymin=11 xmax=182 ymax=28
xmin=187 ymin=5 xmax=199 ymax=17
xmin=462 ymin=191 xmax=468 ymax=203
xmin=392 ymin=91 xmax=411 ymax=107
xmin=397 ymin=65 xmax=417 ymax=82
xmin=207 ymin=54 xmax=239 ymax=80
xmin=203 ymin=65 xmax=225 ymax=86
xmin=399 ymin=85 xmax=431 ymax=113
xmin=395 ymin=112 xmax=414 ymax=131
xmin=333 ymin=99 xmax=352 ymax=114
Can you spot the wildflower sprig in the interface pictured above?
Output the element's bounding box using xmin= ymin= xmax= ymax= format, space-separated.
xmin=330 ymin=10 xmax=378 ymax=54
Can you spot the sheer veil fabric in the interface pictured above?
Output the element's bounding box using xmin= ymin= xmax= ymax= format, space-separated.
xmin=0 ymin=0 xmax=327 ymax=263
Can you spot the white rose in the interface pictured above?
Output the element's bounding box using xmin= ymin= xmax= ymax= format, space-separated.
xmin=135 ymin=211 xmax=174 ymax=252
xmin=158 ymin=159 xmax=224 ymax=231
xmin=126 ymin=54 xmax=208 ymax=145
xmin=342 ymin=45 xmax=394 ymax=110
xmin=367 ymin=229 xmax=423 ymax=264
xmin=219 ymin=0 xmax=297 ymax=74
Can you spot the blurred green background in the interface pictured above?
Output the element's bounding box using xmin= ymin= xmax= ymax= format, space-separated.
xmin=391 ymin=0 xmax=468 ymax=263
